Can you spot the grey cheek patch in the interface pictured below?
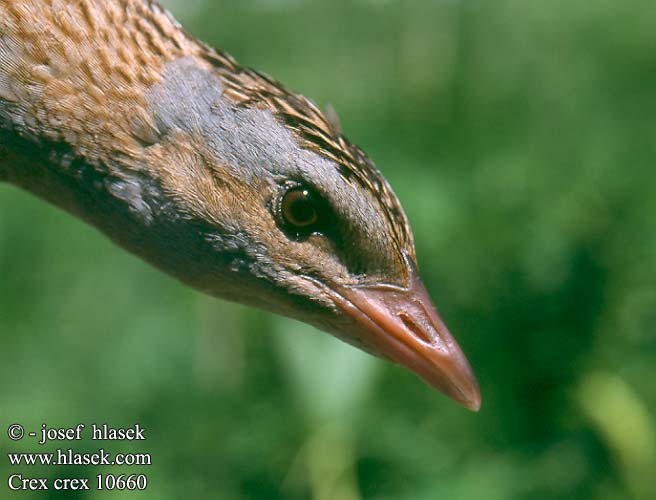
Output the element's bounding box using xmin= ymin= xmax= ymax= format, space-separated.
xmin=145 ymin=56 xmax=340 ymax=188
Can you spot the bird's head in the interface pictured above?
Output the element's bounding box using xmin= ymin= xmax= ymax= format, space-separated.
xmin=109 ymin=56 xmax=481 ymax=410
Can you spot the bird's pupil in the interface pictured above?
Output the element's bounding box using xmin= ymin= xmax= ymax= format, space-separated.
xmin=290 ymin=194 xmax=313 ymax=223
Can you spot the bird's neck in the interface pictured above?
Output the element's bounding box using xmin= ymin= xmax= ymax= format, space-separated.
xmin=1 ymin=0 xmax=165 ymax=229
xmin=0 ymin=0 xmax=239 ymax=179
xmin=1 ymin=0 xmax=209 ymax=166
xmin=0 ymin=0 xmax=240 ymax=292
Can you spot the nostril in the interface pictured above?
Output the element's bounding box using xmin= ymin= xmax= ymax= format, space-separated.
xmin=399 ymin=312 xmax=433 ymax=344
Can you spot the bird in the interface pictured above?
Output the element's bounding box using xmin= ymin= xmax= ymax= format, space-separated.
xmin=0 ymin=0 xmax=480 ymax=410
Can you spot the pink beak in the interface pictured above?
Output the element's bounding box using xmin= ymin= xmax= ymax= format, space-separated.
xmin=324 ymin=261 xmax=481 ymax=411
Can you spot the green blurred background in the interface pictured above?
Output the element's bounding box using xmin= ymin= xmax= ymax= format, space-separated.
xmin=1 ymin=0 xmax=654 ymax=498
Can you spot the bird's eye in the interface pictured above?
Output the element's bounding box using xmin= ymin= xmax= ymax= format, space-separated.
xmin=281 ymin=187 xmax=319 ymax=229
